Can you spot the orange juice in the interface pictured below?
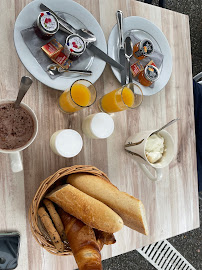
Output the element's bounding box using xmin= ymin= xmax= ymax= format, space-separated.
xmin=101 ymin=87 xmax=135 ymax=113
xmin=59 ymin=84 xmax=91 ymax=113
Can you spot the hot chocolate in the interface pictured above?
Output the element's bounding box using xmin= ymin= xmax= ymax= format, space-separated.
xmin=0 ymin=103 xmax=34 ymax=150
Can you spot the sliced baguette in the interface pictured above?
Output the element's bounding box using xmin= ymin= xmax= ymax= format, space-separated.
xmin=46 ymin=184 xmax=123 ymax=233
xmin=67 ymin=173 xmax=148 ymax=235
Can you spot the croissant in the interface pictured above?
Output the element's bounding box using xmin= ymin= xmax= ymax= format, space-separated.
xmin=58 ymin=208 xmax=102 ymax=270
xmin=94 ymin=230 xmax=116 ymax=251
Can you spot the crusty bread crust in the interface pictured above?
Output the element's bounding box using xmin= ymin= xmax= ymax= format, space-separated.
xmin=46 ymin=184 xmax=123 ymax=233
xmin=68 ymin=173 xmax=148 ymax=235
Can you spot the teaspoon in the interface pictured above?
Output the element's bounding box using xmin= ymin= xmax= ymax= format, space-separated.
xmin=14 ymin=76 xmax=33 ymax=108
xmin=151 ymin=118 xmax=179 ymax=135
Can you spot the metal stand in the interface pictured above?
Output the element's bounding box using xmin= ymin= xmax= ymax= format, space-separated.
xmin=137 ymin=240 xmax=196 ymax=270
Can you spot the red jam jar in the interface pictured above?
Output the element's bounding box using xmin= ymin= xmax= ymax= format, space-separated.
xmin=133 ymin=39 xmax=154 ymax=60
xmin=64 ymin=34 xmax=86 ymax=61
xmin=138 ymin=65 xmax=159 ymax=86
xmin=33 ymin=11 xmax=59 ymax=40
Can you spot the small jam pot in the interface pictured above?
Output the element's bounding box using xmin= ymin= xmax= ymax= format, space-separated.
xmin=131 ymin=61 xmax=144 ymax=78
xmin=64 ymin=34 xmax=86 ymax=61
xmin=33 ymin=11 xmax=59 ymax=40
xmin=138 ymin=65 xmax=159 ymax=87
xmin=133 ymin=39 xmax=154 ymax=60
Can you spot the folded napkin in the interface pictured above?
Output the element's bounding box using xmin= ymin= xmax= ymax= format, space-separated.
xmin=21 ymin=15 xmax=93 ymax=80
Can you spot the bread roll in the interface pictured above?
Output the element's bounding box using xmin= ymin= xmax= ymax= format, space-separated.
xmin=46 ymin=184 xmax=123 ymax=233
xmin=67 ymin=173 xmax=148 ymax=235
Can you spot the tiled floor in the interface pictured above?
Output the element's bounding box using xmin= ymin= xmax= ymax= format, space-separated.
xmin=103 ymin=0 xmax=202 ymax=269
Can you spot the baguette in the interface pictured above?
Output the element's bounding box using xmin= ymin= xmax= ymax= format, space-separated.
xmin=67 ymin=173 xmax=148 ymax=235
xmin=58 ymin=208 xmax=102 ymax=270
xmin=46 ymin=184 xmax=123 ymax=233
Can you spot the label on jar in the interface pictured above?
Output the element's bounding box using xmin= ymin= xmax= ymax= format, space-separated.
xmin=135 ymin=40 xmax=153 ymax=58
xmin=66 ymin=35 xmax=85 ymax=54
xmin=131 ymin=61 xmax=144 ymax=77
xmin=40 ymin=12 xmax=58 ymax=32
xmin=145 ymin=65 xmax=159 ymax=81
xmin=141 ymin=40 xmax=153 ymax=55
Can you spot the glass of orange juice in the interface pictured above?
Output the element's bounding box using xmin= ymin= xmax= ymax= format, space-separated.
xmin=98 ymin=83 xmax=143 ymax=114
xmin=59 ymin=79 xmax=97 ymax=113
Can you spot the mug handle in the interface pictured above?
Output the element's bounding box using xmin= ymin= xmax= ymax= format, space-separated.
xmin=138 ymin=163 xmax=163 ymax=181
xmin=9 ymin=152 xmax=23 ymax=173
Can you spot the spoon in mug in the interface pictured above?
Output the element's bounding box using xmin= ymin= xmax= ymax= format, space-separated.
xmin=14 ymin=76 xmax=33 ymax=108
xmin=151 ymin=118 xmax=180 ymax=136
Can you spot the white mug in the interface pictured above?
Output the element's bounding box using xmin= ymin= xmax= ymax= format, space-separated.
xmin=125 ymin=130 xmax=174 ymax=181
xmin=0 ymin=100 xmax=38 ymax=173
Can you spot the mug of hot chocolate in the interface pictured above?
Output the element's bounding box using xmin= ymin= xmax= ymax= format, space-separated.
xmin=125 ymin=129 xmax=174 ymax=181
xmin=0 ymin=100 xmax=38 ymax=172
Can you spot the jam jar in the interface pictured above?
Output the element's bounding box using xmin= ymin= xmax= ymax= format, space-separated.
xmin=64 ymin=34 xmax=86 ymax=61
xmin=138 ymin=65 xmax=159 ymax=87
xmin=33 ymin=11 xmax=59 ymax=40
xmin=133 ymin=39 xmax=154 ymax=60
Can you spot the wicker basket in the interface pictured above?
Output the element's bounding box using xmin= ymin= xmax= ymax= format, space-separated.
xmin=29 ymin=165 xmax=110 ymax=256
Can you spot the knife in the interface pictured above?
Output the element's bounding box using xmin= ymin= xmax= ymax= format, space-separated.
xmin=124 ymin=37 xmax=133 ymax=84
xmin=116 ymin=10 xmax=126 ymax=85
xmin=87 ymin=43 xmax=124 ymax=70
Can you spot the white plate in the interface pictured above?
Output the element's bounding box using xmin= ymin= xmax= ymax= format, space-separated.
xmin=14 ymin=0 xmax=107 ymax=91
xmin=108 ymin=16 xmax=172 ymax=96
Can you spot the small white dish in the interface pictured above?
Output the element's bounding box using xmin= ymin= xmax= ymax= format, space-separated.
xmin=108 ymin=16 xmax=172 ymax=96
xmin=14 ymin=0 xmax=107 ymax=91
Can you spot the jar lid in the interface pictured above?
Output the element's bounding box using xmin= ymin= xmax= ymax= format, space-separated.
xmin=144 ymin=65 xmax=159 ymax=82
xmin=140 ymin=39 xmax=154 ymax=56
xmin=37 ymin=11 xmax=59 ymax=35
xmin=91 ymin=113 xmax=114 ymax=139
xmin=55 ymin=129 xmax=83 ymax=158
xmin=65 ymin=34 xmax=86 ymax=56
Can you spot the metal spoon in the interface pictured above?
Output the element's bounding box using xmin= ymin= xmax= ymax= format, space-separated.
xmin=40 ymin=3 xmax=97 ymax=43
xmin=59 ymin=24 xmax=96 ymax=43
xmin=151 ymin=118 xmax=179 ymax=135
xmin=47 ymin=64 xmax=92 ymax=76
xmin=124 ymin=37 xmax=133 ymax=84
xmin=14 ymin=76 xmax=33 ymax=108
xmin=75 ymin=28 xmax=96 ymax=43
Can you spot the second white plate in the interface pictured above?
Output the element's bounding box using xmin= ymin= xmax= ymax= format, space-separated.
xmin=108 ymin=16 xmax=172 ymax=96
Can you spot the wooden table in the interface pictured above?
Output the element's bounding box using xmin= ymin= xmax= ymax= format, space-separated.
xmin=0 ymin=0 xmax=199 ymax=269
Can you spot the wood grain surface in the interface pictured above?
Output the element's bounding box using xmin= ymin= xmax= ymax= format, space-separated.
xmin=0 ymin=0 xmax=199 ymax=269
